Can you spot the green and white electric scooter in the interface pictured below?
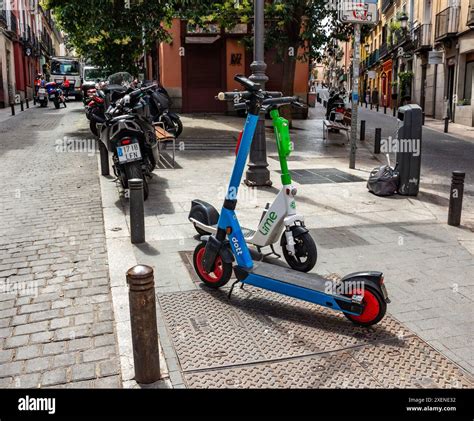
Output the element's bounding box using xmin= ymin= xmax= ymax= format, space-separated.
xmin=189 ymin=99 xmax=317 ymax=273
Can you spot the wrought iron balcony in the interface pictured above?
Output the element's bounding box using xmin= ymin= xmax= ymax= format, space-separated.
xmin=6 ymin=11 xmax=18 ymax=35
xmin=379 ymin=42 xmax=388 ymax=58
xmin=435 ymin=6 xmax=460 ymax=41
xmin=414 ymin=24 xmax=432 ymax=52
xmin=468 ymin=1 xmax=474 ymax=27
xmin=0 ymin=9 xmax=7 ymax=28
xmin=382 ymin=0 xmax=394 ymax=14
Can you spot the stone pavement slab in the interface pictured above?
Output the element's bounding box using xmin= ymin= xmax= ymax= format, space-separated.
xmin=0 ymin=102 xmax=121 ymax=388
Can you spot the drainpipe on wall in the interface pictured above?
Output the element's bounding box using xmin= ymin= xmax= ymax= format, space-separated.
xmin=433 ymin=63 xmax=438 ymax=118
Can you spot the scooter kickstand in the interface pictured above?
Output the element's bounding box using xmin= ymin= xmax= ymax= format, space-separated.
xmin=228 ymin=280 xmax=240 ymax=299
xmin=270 ymin=244 xmax=282 ymax=259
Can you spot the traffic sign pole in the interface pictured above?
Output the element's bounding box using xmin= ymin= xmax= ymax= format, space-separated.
xmin=350 ymin=23 xmax=361 ymax=170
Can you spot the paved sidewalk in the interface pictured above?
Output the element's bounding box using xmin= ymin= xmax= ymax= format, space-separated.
xmin=99 ymin=106 xmax=474 ymax=385
xmin=0 ymin=102 xmax=121 ymax=388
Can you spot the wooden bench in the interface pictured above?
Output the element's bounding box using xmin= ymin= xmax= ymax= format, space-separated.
xmin=323 ymin=108 xmax=352 ymax=143
xmin=154 ymin=124 xmax=176 ymax=168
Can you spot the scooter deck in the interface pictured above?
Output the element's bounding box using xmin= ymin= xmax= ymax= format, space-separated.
xmin=249 ymin=261 xmax=329 ymax=292
xmin=198 ymin=223 xmax=256 ymax=240
xmin=236 ymin=261 xmax=362 ymax=314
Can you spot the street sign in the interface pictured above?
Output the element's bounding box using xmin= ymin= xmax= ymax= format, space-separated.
xmin=338 ymin=0 xmax=379 ymax=25
xmin=428 ymin=51 xmax=443 ymax=65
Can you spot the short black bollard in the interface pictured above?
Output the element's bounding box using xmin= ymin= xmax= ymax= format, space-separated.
xmin=393 ymin=106 xmax=397 ymax=117
xmin=444 ymin=117 xmax=449 ymax=133
xmin=20 ymin=101 xmax=24 ymax=112
xmin=98 ymin=141 xmax=110 ymax=176
xmin=360 ymin=120 xmax=366 ymax=141
xmin=384 ymin=106 xmax=387 ymax=114
xmin=376 ymin=104 xmax=379 ymax=112
xmin=370 ymin=103 xmax=373 ymax=110
xmin=374 ymin=128 xmax=382 ymax=154
xmin=10 ymin=103 xmax=15 ymax=116
xmin=422 ymin=112 xmax=425 ymax=126
xmin=33 ymin=96 xmax=36 ymax=105
xmin=448 ymin=172 xmax=465 ymax=227
xmin=26 ymin=98 xmax=29 ymax=109
xmin=127 ymin=265 xmax=161 ymax=384
xmin=130 ymin=179 xmax=145 ymax=244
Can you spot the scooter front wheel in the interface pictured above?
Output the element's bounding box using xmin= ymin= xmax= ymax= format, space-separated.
xmin=193 ymin=243 xmax=232 ymax=289
xmin=281 ymin=230 xmax=317 ymax=273
xmin=343 ymin=284 xmax=386 ymax=327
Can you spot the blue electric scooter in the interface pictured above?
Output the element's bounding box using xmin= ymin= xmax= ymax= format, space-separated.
xmin=193 ymin=75 xmax=390 ymax=326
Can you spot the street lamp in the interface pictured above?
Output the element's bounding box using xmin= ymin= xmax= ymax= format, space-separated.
xmin=399 ymin=14 xmax=409 ymax=30
xmin=245 ymin=0 xmax=271 ymax=187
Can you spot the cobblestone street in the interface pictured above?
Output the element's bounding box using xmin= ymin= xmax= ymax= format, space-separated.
xmin=0 ymin=103 xmax=120 ymax=388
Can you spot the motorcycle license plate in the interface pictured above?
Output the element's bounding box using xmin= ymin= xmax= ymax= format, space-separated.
xmin=38 ymin=88 xmax=46 ymax=94
xmin=117 ymin=143 xmax=141 ymax=163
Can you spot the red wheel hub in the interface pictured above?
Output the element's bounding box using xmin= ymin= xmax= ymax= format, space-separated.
xmin=196 ymin=247 xmax=224 ymax=283
xmin=349 ymin=288 xmax=380 ymax=323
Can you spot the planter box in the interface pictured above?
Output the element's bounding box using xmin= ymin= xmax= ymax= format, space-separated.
xmin=454 ymin=105 xmax=474 ymax=127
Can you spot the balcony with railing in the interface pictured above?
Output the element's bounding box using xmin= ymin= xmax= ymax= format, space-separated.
xmin=435 ymin=6 xmax=460 ymax=41
xmin=382 ymin=0 xmax=394 ymax=14
xmin=468 ymin=1 xmax=474 ymax=27
xmin=6 ymin=11 xmax=18 ymax=35
xmin=0 ymin=9 xmax=7 ymax=28
xmin=413 ymin=24 xmax=432 ymax=52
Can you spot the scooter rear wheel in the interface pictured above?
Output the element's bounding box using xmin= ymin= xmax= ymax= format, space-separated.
xmin=343 ymin=284 xmax=386 ymax=327
xmin=193 ymin=243 xmax=232 ymax=289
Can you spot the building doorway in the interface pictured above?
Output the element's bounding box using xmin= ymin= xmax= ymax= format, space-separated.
xmin=182 ymin=38 xmax=226 ymax=113
xmin=447 ymin=61 xmax=456 ymax=120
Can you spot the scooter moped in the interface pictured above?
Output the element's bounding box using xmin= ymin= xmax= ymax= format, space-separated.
xmin=192 ymin=75 xmax=389 ymax=326
xmin=189 ymin=99 xmax=317 ymax=272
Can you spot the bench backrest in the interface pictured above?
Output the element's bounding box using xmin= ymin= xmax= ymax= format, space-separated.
xmin=343 ymin=109 xmax=352 ymax=126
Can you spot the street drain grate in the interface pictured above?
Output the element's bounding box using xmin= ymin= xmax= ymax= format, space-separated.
xmin=279 ymin=168 xmax=365 ymax=185
xmin=178 ymin=137 xmax=237 ymax=152
xmin=157 ymin=287 xmax=473 ymax=388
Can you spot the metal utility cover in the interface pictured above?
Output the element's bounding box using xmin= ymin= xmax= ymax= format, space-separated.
xmin=157 ymin=286 xmax=473 ymax=388
xmin=281 ymin=168 xmax=365 ymax=185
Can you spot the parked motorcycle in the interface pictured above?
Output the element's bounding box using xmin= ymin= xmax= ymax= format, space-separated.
xmin=46 ymin=82 xmax=66 ymax=109
xmin=86 ymin=89 xmax=106 ymax=137
xmin=148 ymin=84 xmax=183 ymax=138
xmin=36 ymin=85 xmax=48 ymax=107
xmin=96 ymin=84 xmax=160 ymax=201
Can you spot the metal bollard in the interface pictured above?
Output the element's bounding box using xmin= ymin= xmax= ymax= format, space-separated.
xmin=376 ymin=104 xmax=379 ymax=112
xmin=130 ymin=179 xmax=145 ymax=244
xmin=393 ymin=106 xmax=397 ymax=117
xmin=98 ymin=141 xmax=110 ymax=176
xmin=370 ymin=103 xmax=373 ymax=110
xmin=127 ymin=265 xmax=161 ymax=384
xmin=360 ymin=120 xmax=366 ymax=141
xmin=384 ymin=106 xmax=387 ymax=114
xmin=444 ymin=117 xmax=449 ymax=133
xmin=11 ymin=103 xmax=15 ymax=116
xmin=374 ymin=128 xmax=382 ymax=154
xmin=448 ymin=172 xmax=465 ymax=227
xmin=422 ymin=112 xmax=425 ymax=126
xmin=26 ymin=98 xmax=29 ymax=109
xmin=20 ymin=101 xmax=24 ymax=112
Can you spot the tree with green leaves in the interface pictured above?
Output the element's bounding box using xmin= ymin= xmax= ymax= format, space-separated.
xmin=43 ymin=0 xmax=176 ymax=74
xmin=45 ymin=0 xmax=353 ymax=96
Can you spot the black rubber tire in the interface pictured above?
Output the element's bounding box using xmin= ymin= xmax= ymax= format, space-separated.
xmin=124 ymin=162 xmax=149 ymax=201
xmin=54 ymin=100 xmax=60 ymax=109
xmin=192 ymin=242 xmax=232 ymax=289
xmin=90 ymin=121 xmax=98 ymax=137
xmin=343 ymin=284 xmax=387 ymax=327
xmin=281 ymin=229 xmax=317 ymax=273
xmin=171 ymin=116 xmax=183 ymax=138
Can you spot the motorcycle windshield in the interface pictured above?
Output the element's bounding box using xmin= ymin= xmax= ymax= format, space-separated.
xmin=107 ymin=72 xmax=134 ymax=87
